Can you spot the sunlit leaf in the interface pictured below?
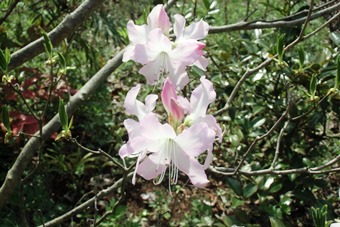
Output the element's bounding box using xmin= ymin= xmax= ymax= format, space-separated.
xmin=269 ymin=216 xmax=286 ymax=227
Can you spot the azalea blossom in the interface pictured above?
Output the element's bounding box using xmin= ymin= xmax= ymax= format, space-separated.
xmin=119 ymin=77 xmax=221 ymax=188
xmin=123 ymin=4 xmax=209 ymax=89
xmin=162 ymin=76 xmax=222 ymax=142
xmin=120 ymin=113 xmax=215 ymax=188
xmin=123 ymin=4 xmax=170 ymax=62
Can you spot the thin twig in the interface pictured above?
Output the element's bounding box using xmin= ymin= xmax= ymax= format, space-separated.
xmin=292 ymin=93 xmax=331 ymax=121
xmin=0 ymin=0 xmax=20 ymax=25
xmin=69 ymin=138 xmax=126 ymax=171
xmin=40 ymin=172 xmax=133 ymax=227
xmin=209 ymin=2 xmax=339 ymax=34
xmin=209 ymin=166 xmax=340 ymax=176
xmin=232 ymin=88 xmax=292 ymax=174
xmin=270 ymin=120 xmax=289 ymax=169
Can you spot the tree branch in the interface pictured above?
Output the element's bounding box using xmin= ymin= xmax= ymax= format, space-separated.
xmin=0 ymin=0 xmax=20 ymax=25
xmin=0 ymin=50 xmax=124 ymax=210
xmin=40 ymin=172 xmax=133 ymax=227
xmin=7 ymin=0 xmax=105 ymax=71
xmin=209 ymin=165 xmax=340 ymax=176
xmin=209 ymin=2 xmax=340 ymax=34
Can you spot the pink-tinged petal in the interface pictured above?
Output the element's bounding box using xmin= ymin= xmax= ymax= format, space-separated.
xmin=147 ymin=4 xmax=170 ymax=34
xmin=175 ymin=122 xmax=215 ymax=157
xmin=137 ymin=152 xmax=167 ymax=180
xmin=173 ymin=14 xmax=186 ymax=39
xmin=161 ymin=78 xmax=177 ymax=112
xmin=181 ymin=19 xmax=209 ymax=41
xmin=174 ymin=150 xmax=209 ymax=188
xmin=174 ymin=14 xmax=209 ymax=43
xmin=189 ymin=76 xmax=216 ymax=121
xmin=192 ymin=56 xmax=208 ymax=71
xmin=170 ymin=41 xmax=205 ymax=66
xmin=200 ymin=115 xmax=223 ymax=142
xmin=124 ymin=85 xmax=157 ymax=120
xmin=170 ymin=98 xmax=184 ymax=123
xmin=203 ymin=147 xmax=213 ymax=170
xmin=124 ymin=118 xmax=141 ymax=139
xmin=138 ymin=55 xmax=173 ymax=84
xmin=123 ymin=44 xmax=148 ymax=64
xmin=144 ymin=94 xmax=158 ymax=113
xmin=124 ymin=84 xmax=141 ymax=116
xmin=146 ymin=29 xmax=172 ymax=57
xmin=177 ymin=96 xmax=191 ymax=114
xmin=168 ymin=68 xmax=189 ymax=90
xmin=118 ymin=144 xmax=130 ymax=158
xmin=140 ymin=113 xmax=176 ymax=140
xmin=127 ymin=21 xmax=148 ymax=44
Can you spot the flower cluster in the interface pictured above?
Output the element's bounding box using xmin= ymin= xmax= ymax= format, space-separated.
xmin=120 ymin=4 xmax=221 ymax=188
xmin=123 ymin=4 xmax=209 ymax=90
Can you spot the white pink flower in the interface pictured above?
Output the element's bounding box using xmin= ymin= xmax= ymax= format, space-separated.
xmin=123 ymin=4 xmax=209 ymax=89
xmin=119 ymin=77 xmax=221 ymax=188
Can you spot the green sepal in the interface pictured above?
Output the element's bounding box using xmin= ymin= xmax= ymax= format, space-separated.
xmin=57 ymin=51 xmax=66 ymax=69
xmin=276 ymin=34 xmax=285 ymax=62
xmin=297 ymin=46 xmax=305 ymax=67
xmin=311 ymin=204 xmax=328 ymax=227
xmin=41 ymin=29 xmax=53 ymax=56
xmin=310 ymin=74 xmax=317 ymax=97
xmin=335 ymin=54 xmax=340 ymax=89
xmin=58 ymin=99 xmax=68 ymax=130
xmin=4 ymin=132 xmax=12 ymax=144
xmin=1 ymin=105 xmax=11 ymax=133
xmin=68 ymin=116 xmax=74 ymax=130
xmin=0 ymin=48 xmax=10 ymax=73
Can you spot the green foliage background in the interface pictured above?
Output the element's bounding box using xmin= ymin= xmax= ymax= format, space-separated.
xmin=0 ymin=0 xmax=339 ymax=226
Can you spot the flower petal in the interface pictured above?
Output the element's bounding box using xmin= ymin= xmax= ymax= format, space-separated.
xmin=137 ymin=152 xmax=167 ymax=180
xmin=174 ymin=14 xmax=209 ymax=42
xmin=175 ymin=122 xmax=215 ymax=157
xmin=189 ymin=76 xmax=216 ymax=121
xmin=140 ymin=113 xmax=176 ymax=140
xmin=161 ymin=78 xmax=177 ymax=112
xmin=174 ymin=150 xmax=209 ymax=188
xmin=170 ymin=98 xmax=184 ymax=123
xmin=126 ymin=21 xmax=148 ymax=44
xmin=147 ymin=4 xmax=170 ymax=34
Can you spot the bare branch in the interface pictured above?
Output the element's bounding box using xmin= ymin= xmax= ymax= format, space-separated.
xmin=209 ymin=166 xmax=340 ymax=176
xmin=214 ymin=1 xmax=338 ymax=116
xmin=0 ymin=0 xmax=20 ymax=25
xmin=209 ymin=2 xmax=340 ymax=34
xmin=69 ymin=138 xmax=126 ymax=171
xmin=40 ymin=172 xmax=133 ymax=227
xmin=0 ymin=50 xmax=124 ymax=210
xmin=232 ymin=89 xmax=292 ymax=174
xmin=7 ymin=0 xmax=105 ymax=71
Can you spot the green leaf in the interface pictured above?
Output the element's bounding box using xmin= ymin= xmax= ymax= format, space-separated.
xmin=0 ymin=49 xmax=7 ymax=73
xmin=269 ymin=183 xmax=283 ymax=193
xmin=1 ymin=105 xmax=11 ymax=133
xmin=252 ymin=118 xmax=266 ymax=128
xmin=243 ymin=183 xmax=258 ymax=198
xmin=269 ymin=216 xmax=286 ymax=227
xmin=4 ymin=48 xmax=10 ymax=65
xmin=203 ymin=0 xmax=210 ymax=10
xmin=276 ymin=34 xmax=285 ymax=61
xmin=58 ymin=99 xmax=68 ymax=130
xmin=68 ymin=115 xmax=74 ymax=130
xmin=311 ymin=205 xmax=328 ymax=227
xmin=310 ymin=74 xmax=317 ymax=97
xmin=57 ymin=51 xmax=66 ymax=68
xmin=297 ymin=46 xmax=305 ymax=66
xmin=41 ymin=29 xmax=53 ymax=56
xmin=335 ymin=54 xmax=340 ymax=89
xmin=226 ymin=177 xmax=242 ymax=196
